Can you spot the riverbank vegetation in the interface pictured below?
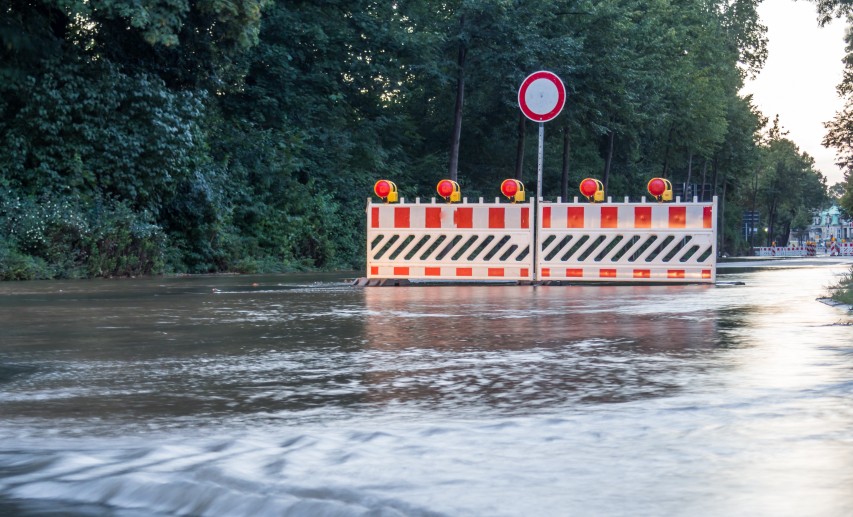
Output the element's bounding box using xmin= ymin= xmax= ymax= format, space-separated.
xmin=0 ymin=0 xmax=848 ymax=279
xmin=829 ymin=266 xmax=853 ymax=306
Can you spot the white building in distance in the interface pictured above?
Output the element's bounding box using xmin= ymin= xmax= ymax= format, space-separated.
xmin=801 ymin=205 xmax=852 ymax=245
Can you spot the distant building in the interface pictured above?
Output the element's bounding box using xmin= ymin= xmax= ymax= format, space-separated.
xmin=793 ymin=205 xmax=852 ymax=245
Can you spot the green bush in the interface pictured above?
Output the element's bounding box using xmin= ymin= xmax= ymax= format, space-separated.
xmin=830 ymin=267 xmax=853 ymax=307
xmin=0 ymin=196 xmax=166 ymax=278
xmin=85 ymin=201 xmax=166 ymax=277
xmin=0 ymin=240 xmax=52 ymax=280
xmin=2 ymin=197 xmax=89 ymax=277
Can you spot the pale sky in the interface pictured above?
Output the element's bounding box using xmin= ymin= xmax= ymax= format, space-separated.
xmin=741 ymin=0 xmax=848 ymax=186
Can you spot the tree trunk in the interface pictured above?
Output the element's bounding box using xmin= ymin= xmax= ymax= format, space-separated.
xmin=684 ymin=151 xmax=693 ymax=200
xmin=781 ymin=220 xmax=791 ymax=246
xmin=720 ymin=177 xmax=727 ymax=255
xmin=448 ymin=15 xmax=466 ymax=182
xmin=661 ymin=125 xmax=674 ymax=178
xmin=768 ymin=199 xmax=778 ymax=246
xmin=699 ymin=159 xmax=708 ymax=201
xmin=712 ymin=156 xmax=718 ymax=195
xmin=561 ymin=127 xmax=571 ymax=200
xmin=750 ymin=165 xmax=759 ymax=249
xmin=514 ymin=112 xmax=525 ymax=180
xmin=766 ymin=169 xmax=782 ymax=246
xmin=603 ymin=130 xmax=614 ymax=193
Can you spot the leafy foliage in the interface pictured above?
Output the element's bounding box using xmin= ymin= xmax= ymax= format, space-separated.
xmin=828 ymin=265 xmax=853 ymax=306
xmin=807 ymin=0 xmax=853 ymax=216
xmin=1 ymin=60 xmax=204 ymax=211
xmin=0 ymin=195 xmax=165 ymax=278
xmin=0 ymin=0 xmax=835 ymax=277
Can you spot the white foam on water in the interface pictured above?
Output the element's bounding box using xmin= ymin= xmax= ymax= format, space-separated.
xmin=2 ymin=392 xmax=852 ymax=517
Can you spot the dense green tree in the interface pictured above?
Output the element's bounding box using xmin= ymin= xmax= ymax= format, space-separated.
xmin=806 ymin=0 xmax=853 ymax=215
xmin=0 ymin=60 xmax=203 ymax=210
xmin=0 ymin=0 xmax=831 ymax=278
xmin=823 ymin=76 xmax=853 ymax=216
xmin=735 ymin=117 xmax=828 ymax=248
xmin=0 ymin=0 xmax=265 ymax=274
xmin=211 ymin=0 xmax=434 ymax=268
xmin=809 ymin=0 xmax=853 ymax=25
xmin=712 ymin=94 xmax=765 ymax=254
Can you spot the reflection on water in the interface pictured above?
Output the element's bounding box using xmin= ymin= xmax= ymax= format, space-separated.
xmin=361 ymin=284 xmax=722 ymax=409
xmin=0 ymin=267 xmax=851 ymax=516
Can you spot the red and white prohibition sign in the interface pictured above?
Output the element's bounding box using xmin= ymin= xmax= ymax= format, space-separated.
xmin=517 ymin=71 xmax=566 ymax=122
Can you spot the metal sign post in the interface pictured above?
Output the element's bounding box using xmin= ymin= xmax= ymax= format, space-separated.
xmin=518 ymin=71 xmax=565 ymax=200
xmin=537 ymin=123 xmax=544 ymax=201
xmin=518 ymin=71 xmax=566 ymax=281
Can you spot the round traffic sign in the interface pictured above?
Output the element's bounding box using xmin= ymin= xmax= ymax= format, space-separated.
xmin=518 ymin=71 xmax=566 ymax=122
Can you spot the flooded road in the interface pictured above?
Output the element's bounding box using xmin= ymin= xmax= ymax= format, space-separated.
xmin=0 ymin=263 xmax=851 ymax=516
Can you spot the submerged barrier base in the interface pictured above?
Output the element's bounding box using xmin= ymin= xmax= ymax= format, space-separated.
xmin=352 ymin=277 xmax=717 ymax=287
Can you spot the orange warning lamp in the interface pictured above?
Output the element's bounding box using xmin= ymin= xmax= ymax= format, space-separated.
xmin=579 ymin=178 xmax=604 ymax=202
xmin=500 ymin=179 xmax=526 ymax=203
xmin=647 ymin=177 xmax=672 ymax=202
xmin=436 ymin=179 xmax=461 ymax=203
xmin=373 ymin=180 xmax=398 ymax=203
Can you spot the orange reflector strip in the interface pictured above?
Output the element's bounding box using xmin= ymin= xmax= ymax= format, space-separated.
xmin=703 ymin=206 xmax=713 ymax=229
xmin=668 ymin=207 xmax=686 ymax=228
xmin=394 ymin=207 xmax=410 ymax=228
xmin=702 ymin=270 xmax=712 ymax=279
xmin=541 ymin=268 xmax=551 ymax=278
xmin=667 ymin=270 xmax=685 ymax=279
xmin=601 ymin=207 xmax=618 ymax=228
xmin=489 ymin=207 xmax=505 ymax=229
xmin=521 ymin=268 xmax=529 ymax=278
xmin=488 ymin=268 xmax=504 ymax=277
xmin=454 ymin=207 xmax=473 ymax=228
xmin=633 ymin=269 xmax=651 ymax=279
xmin=371 ymin=207 xmax=379 ymax=228
xmin=425 ymin=207 xmax=442 ymax=228
xmin=393 ymin=267 xmax=409 ymax=276
xmin=634 ymin=206 xmax=651 ymax=229
xmin=370 ymin=266 xmax=379 ymax=275
xmin=521 ymin=207 xmax=530 ymax=229
xmin=542 ymin=207 xmax=551 ymax=229
xmin=567 ymin=268 xmax=583 ymax=278
xmin=456 ymin=267 xmax=473 ymax=277
xmin=567 ymin=207 xmax=584 ymax=228
xmin=600 ymin=269 xmax=617 ymax=278
xmin=425 ymin=267 xmax=441 ymax=276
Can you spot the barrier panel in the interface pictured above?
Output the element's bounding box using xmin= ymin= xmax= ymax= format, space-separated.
xmin=365 ymin=195 xmax=718 ymax=284
xmin=754 ymin=246 xmax=813 ymax=257
xmin=754 ymin=244 xmax=842 ymax=257
xmin=537 ymin=197 xmax=717 ymax=283
xmin=830 ymin=241 xmax=853 ymax=256
xmin=366 ymin=198 xmax=535 ymax=281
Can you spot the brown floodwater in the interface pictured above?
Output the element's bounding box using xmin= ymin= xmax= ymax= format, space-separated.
xmin=0 ymin=264 xmax=851 ymax=516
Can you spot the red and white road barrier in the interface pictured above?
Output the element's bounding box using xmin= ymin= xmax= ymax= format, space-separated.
xmin=829 ymin=241 xmax=841 ymax=256
xmin=754 ymin=246 xmax=812 ymax=257
xmin=367 ymin=198 xmax=535 ymax=281
xmin=366 ymin=196 xmax=717 ymax=284
xmin=537 ymin=197 xmax=717 ymax=283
